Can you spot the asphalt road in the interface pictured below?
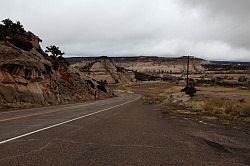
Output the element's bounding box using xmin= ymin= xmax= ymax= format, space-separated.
xmin=0 ymin=93 xmax=249 ymax=166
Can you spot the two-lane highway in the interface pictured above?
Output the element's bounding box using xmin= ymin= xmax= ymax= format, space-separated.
xmin=0 ymin=93 xmax=249 ymax=166
xmin=0 ymin=93 xmax=141 ymax=145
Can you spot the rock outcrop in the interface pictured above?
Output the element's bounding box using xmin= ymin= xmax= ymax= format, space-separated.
xmin=72 ymin=58 xmax=136 ymax=84
xmin=113 ymin=56 xmax=208 ymax=74
xmin=67 ymin=56 xmax=210 ymax=78
xmin=0 ymin=34 xmax=113 ymax=110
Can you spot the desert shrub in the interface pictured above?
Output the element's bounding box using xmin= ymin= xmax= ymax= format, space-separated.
xmin=0 ymin=25 xmax=10 ymax=41
xmin=181 ymin=86 xmax=197 ymax=96
xmin=0 ymin=19 xmax=34 ymax=51
xmin=0 ymin=19 xmax=25 ymax=41
xmin=45 ymin=45 xmax=64 ymax=58
xmin=2 ymin=19 xmax=25 ymax=34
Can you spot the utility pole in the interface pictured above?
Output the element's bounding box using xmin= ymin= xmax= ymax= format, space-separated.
xmin=186 ymin=55 xmax=190 ymax=87
xmin=181 ymin=55 xmax=196 ymax=96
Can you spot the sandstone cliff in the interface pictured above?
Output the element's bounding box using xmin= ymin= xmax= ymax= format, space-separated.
xmin=68 ymin=56 xmax=208 ymax=76
xmin=0 ymin=28 xmax=113 ymax=110
xmin=113 ymin=56 xmax=208 ymax=74
xmin=72 ymin=58 xmax=136 ymax=84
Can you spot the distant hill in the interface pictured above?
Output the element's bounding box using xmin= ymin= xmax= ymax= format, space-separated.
xmin=202 ymin=61 xmax=250 ymax=71
xmin=71 ymin=57 xmax=136 ymax=84
xmin=67 ymin=56 xmax=208 ymax=74
xmin=210 ymin=61 xmax=250 ymax=65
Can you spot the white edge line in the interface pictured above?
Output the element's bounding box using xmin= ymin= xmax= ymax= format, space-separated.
xmin=0 ymin=95 xmax=141 ymax=145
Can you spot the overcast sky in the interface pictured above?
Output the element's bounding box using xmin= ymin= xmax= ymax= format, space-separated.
xmin=1 ymin=0 xmax=250 ymax=61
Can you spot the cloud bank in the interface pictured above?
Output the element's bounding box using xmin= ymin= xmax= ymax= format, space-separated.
xmin=0 ymin=0 xmax=250 ymax=61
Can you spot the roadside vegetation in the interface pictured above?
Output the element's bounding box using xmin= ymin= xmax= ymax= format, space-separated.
xmin=114 ymin=81 xmax=250 ymax=127
xmin=0 ymin=19 xmax=69 ymax=70
xmin=203 ymin=97 xmax=250 ymax=123
xmin=0 ymin=18 xmax=35 ymax=51
xmin=45 ymin=45 xmax=69 ymax=69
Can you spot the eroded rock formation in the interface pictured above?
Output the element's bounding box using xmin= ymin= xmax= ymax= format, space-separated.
xmin=72 ymin=58 xmax=136 ymax=84
xmin=0 ymin=34 xmax=113 ymax=110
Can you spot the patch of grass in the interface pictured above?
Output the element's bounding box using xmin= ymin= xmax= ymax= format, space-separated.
xmin=203 ymin=97 xmax=250 ymax=123
xmin=203 ymin=98 xmax=226 ymax=114
xmin=197 ymin=86 xmax=250 ymax=96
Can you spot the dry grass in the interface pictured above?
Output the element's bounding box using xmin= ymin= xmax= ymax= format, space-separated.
xmin=203 ymin=97 xmax=250 ymax=123
xmin=114 ymin=81 xmax=250 ymax=127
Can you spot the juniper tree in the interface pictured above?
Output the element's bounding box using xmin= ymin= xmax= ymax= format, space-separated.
xmin=45 ymin=45 xmax=65 ymax=58
xmin=45 ymin=45 xmax=69 ymax=69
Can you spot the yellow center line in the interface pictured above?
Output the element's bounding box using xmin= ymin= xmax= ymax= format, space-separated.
xmin=0 ymin=108 xmax=69 ymax=123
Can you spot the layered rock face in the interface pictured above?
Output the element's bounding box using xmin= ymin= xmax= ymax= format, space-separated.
xmin=72 ymin=58 xmax=136 ymax=84
xmin=68 ymin=56 xmax=208 ymax=78
xmin=114 ymin=56 xmax=208 ymax=74
xmin=0 ymin=37 xmax=113 ymax=110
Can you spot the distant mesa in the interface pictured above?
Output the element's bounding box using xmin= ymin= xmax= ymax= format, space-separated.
xmin=71 ymin=57 xmax=136 ymax=84
xmin=67 ymin=56 xmax=208 ymax=77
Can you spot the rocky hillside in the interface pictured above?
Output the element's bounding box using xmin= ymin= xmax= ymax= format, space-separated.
xmin=0 ymin=20 xmax=113 ymax=110
xmin=68 ymin=56 xmax=208 ymax=76
xmin=72 ymin=57 xmax=136 ymax=84
xmin=113 ymin=56 xmax=208 ymax=74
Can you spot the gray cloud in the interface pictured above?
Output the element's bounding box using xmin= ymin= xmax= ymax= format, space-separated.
xmin=178 ymin=0 xmax=250 ymax=18
xmin=178 ymin=0 xmax=250 ymax=49
xmin=0 ymin=0 xmax=250 ymax=61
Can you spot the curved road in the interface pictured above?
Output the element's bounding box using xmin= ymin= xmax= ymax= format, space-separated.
xmin=0 ymin=93 xmax=249 ymax=165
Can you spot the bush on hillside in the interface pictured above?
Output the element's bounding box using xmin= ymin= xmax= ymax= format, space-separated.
xmin=45 ymin=45 xmax=69 ymax=69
